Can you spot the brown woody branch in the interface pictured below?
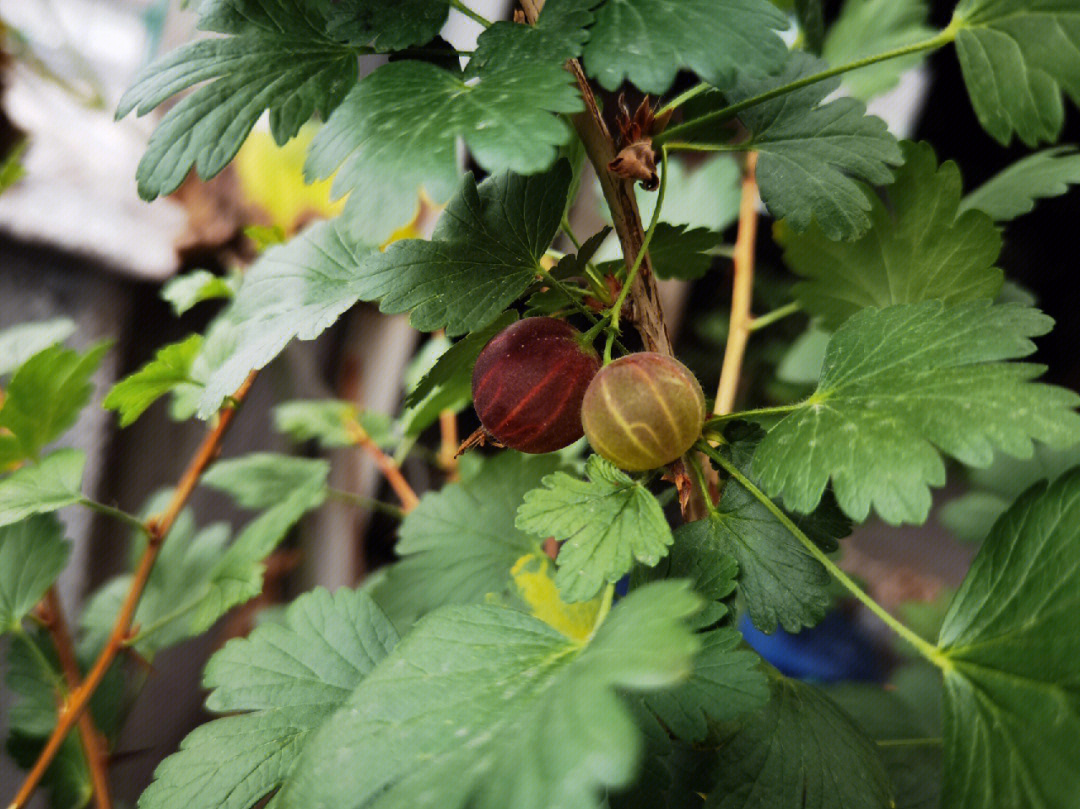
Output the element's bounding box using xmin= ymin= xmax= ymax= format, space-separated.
xmin=39 ymin=587 xmax=112 ymax=809
xmin=9 ymin=371 xmax=258 ymax=809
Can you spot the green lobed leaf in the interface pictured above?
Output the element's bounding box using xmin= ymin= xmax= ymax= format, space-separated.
xmin=779 ymin=141 xmax=1003 ymax=330
xmin=321 ymin=0 xmax=448 ymax=50
xmin=0 ymin=342 xmax=109 ymax=463
xmin=827 ymin=679 xmax=943 ymax=809
xmin=401 ymin=311 xmax=519 ymax=436
xmin=637 ymin=223 xmax=723 ymax=281
xmin=370 ymin=452 xmax=563 ymax=629
xmin=307 ymin=52 xmax=580 ymax=244
xmin=583 ymin=0 xmax=789 ymax=94
xmin=138 ymin=587 xmax=399 ymax=809
xmin=104 ymin=335 xmax=203 ymax=427
xmin=202 ymin=452 xmax=330 ymax=510
xmin=631 ymin=522 xmax=740 ymax=630
xmin=952 ymin=0 xmax=1080 ymax=145
xmin=116 ymin=0 xmax=367 ymax=200
xmin=823 ymin=0 xmax=934 ymax=100
xmin=0 ymin=318 xmax=76 ymax=377
xmin=341 ymin=160 xmax=573 ymax=337
xmin=516 ymin=455 xmax=674 ymax=603
xmin=753 ymin=301 xmax=1080 ymax=524
xmin=0 ymin=449 xmax=86 ymax=529
xmin=466 ymin=0 xmax=602 ymax=76
xmin=642 ymin=628 xmax=769 ymax=743
xmin=676 ymin=504 xmax=831 ymax=635
xmin=0 ymin=515 xmax=69 ymax=633
xmin=279 ymin=581 xmax=703 ymax=809
xmin=701 ymin=676 xmax=894 ymax=809
xmin=130 ymin=57 xmax=340 ymax=190
xmin=727 ymin=51 xmax=903 ymax=240
xmin=160 ymin=270 xmax=238 ymax=316
xmin=195 ymin=218 xmax=377 ymax=417
xmin=937 ymin=468 xmax=1080 ymax=809
xmin=959 ymin=146 xmax=1080 ymax=221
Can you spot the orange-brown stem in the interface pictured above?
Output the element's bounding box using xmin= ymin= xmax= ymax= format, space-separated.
xmin=437 ymin=410 xmax=460 ymax=481
xmin=9 ymin=371 xmax=257 ymax=809
xmin=715 ymin=152 xmax=759 ymax=416
xmin=40 ymin=587 xmax=112 ymax=809
xmin=346 ymin=420 xmax=419 ymax=513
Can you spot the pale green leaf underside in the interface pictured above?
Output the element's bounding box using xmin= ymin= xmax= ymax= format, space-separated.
xmin=371 ymin=453 xmax=562 ymax=629
xmin=0 ymin=342 xmax=109 ymax=463
xmin=279 ymin=581 xmax=703 ymax=809
xmin=584 ymin=0 xmax=789 ymax=94
xmin=953 ymin=0 xmax=1080 ymax=145
xmin=780 ymin=141 xmax=1003 ymax=329
xmin=138 ymin=587 xmax=398 ymax=809
xmin=308 ymin=59 xmax=580 ymax=244
xmin=0 ymin=318 xmax=76 ymax=378
xmin=202 ymin=453 xmax=330 ymax=510
xmin=161 ymin=270 xmax=238 ymax=316
xmin=0 ymin=515 xmax=69 ymax=633
xmin=195 ymin=218 xmax=376 ymax=417
xmin=730 ymin=52 xmax=903 ymax=240
xmin=753 ymin=301 xmax=1080 ymax=524
xmin=938 ymin=468 xmax=1080 ymax=809
xmin=959 ymin=146 xmax=1080 ymax=221
xmin=274 ymin=399 xmax=357 ymax=448
xmin=703 ymin=677 xmax=894 ymax=809
xmin=0 ymin=449 xmax=86 ymax=529
xmin=517 ymin=456 xmax=674 ymax=603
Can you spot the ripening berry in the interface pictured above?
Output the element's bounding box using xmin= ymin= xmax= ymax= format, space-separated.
xmin=581 ymin=352 xmax=705 ymax=471
xmin=471 ymin=317 xmax=601 ymax=454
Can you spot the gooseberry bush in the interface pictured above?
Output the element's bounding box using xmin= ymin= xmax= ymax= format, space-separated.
xmin=4 ymin=0 xmax=1080 ymax=807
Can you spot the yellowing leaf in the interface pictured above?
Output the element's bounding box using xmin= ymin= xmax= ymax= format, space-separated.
xmin=234 ymin=125 xmax=345 ymax=234
xmin=510 ymin=553 xmax=599 ymax=642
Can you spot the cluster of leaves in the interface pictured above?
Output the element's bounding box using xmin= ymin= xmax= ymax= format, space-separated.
xmin=5 ymin=1 xmax=1080 ymax=809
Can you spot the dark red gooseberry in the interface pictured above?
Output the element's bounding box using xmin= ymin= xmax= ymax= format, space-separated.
xmin=471 ymin=317 xmax=601 ymax=454
xmin=581 ymin=352 xmax=706 ymax=471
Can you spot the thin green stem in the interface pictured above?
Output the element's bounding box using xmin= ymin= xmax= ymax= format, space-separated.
xmin=657 ymin=82 xmax=713 ymax=117
xmin=588 ymin=583 xmax=616 ymax=641
xmin=654 ymin=27 xmax=958 ymax=146
xmin=80 ymin=497 xmax=152 ymax=538
xmin=449 ymin=0 xmax=493 ymax=27
xmin=663 ymin=142 xmax=737 ymax=153
xmin=750 ymin=301 xmax=803 ymax=332
xmin=704 ymin=403 xmax=803 ymax=429
xmin=686 ymin=453 xmax=718 ymax=515
xmin=538 ymin=267 xmax=630 ymax=355
xmin=561 ymin=217 xmax=584 ymax=251
xmin=327 ymin=487 xmax=405 ymax=520
xmin=698 ymin=443 xmax=951 ymax=670
xmin=609 ymin=145 xmax=668 ymax=333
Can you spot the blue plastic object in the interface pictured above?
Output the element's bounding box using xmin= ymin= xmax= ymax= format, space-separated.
xmin=739 ymin=610 xmax=885 ymax=683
